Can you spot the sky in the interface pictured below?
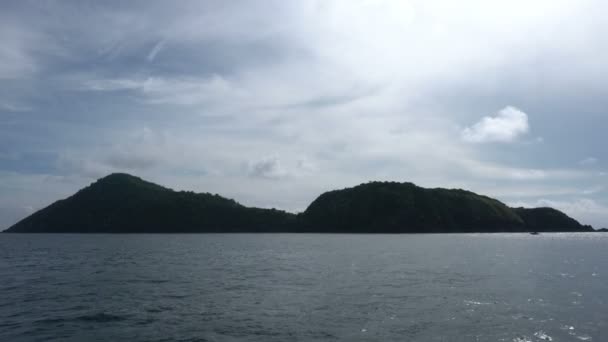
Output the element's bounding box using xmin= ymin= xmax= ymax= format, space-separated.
xmin=1 ymin=0 xmax=607 ymax=229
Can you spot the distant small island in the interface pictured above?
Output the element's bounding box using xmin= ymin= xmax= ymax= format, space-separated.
xmin=4 ymin=173 xmax=596 ymax=233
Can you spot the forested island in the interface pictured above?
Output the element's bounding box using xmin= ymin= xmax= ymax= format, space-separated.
xmin=4 ymin=173 xmax=596 ymax=233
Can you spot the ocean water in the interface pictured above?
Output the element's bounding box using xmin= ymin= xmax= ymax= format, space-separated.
xmin=0 ymin=233 xmax=606 ymax=342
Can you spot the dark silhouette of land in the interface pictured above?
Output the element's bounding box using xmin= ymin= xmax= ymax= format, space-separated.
xmin=4 ymin=173 xmax=595 ymax=233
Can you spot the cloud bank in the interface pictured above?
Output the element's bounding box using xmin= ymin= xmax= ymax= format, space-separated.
xmin=0 ymin=1 xmax=607 ymax=229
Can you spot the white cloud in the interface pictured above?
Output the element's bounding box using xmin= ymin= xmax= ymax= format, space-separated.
xmin=0 ymin=100 xmax=32 ymax=112
xmin=247 ymin=156 xmax=288 ymax=180
xmin=578 ymin=157 xmax=598 ymax=166
xmin=58 ymin=127 xmax=195 ymax=178
xmin=462 ymin=106 xmax=530 ymax=143
xmin=0 ymin=26 xmax=37 ymax=79
xmin=58 ymin=154 xmax=116 ymax=179
xmin=146 ymin=40 xmax=166 ymax=61
xmin=459 ymin=159 xmax=589 ymax=181
xmin=548 ymin=198 xmax=606 ymax=214
xmin=83 ymin=78 xmax=143 ymax=91
xmin=296 ymin=157 xmax=319 ymax=173
xmin=582 ymin=185 xmax=604 ymax=195
xmin=84 ymin=75 xmax=240 ymax=106
xmin=474 ymin=184 xmax=601 ymax=199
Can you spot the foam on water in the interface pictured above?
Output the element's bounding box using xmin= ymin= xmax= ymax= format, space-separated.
xmin=513 ymin=337 xmax=532 ymax=342
xmin=463 ymin=300 xmax=492 ymax=305
xmin=534 ymin=330 xmax=553 ymax=341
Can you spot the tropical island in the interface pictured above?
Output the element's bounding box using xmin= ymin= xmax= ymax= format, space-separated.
xmin=4 ymin=173 xmax=596 ymax=233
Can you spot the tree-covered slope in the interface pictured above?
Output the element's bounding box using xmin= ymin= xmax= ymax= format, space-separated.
xmin=4 ymin=174 xmax=594 ymax=233
xmin=5 ymin=173 xmax=296 ymax=233
xmin=300 ymin=182 xmax=527 ymax=232
xmin=300 ymin=182 xmax=593 ymax=232
xmin=513 ymin=207 xmax=593 ymax=232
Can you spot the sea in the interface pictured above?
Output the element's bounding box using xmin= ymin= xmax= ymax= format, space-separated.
xmin=0 ymin=233 xmax=606 ymax=342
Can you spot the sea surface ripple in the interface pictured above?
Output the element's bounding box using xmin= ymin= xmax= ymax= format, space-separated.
xmin=1 ymin=233 xmax=606 ymax=341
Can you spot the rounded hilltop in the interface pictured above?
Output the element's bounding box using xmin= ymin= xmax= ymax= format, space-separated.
xmin=4 ymin=174 xmax=594 ymax=233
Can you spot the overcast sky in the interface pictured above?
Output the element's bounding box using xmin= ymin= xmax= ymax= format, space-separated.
xmin=1 ymin=0 xmax=607 ymax=229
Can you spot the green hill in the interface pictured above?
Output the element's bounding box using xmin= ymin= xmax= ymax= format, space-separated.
xmin=4 ymin=174 xmax=594 ymax=233
xmin=513 ymin=207 xmax=593 ymax=232
xmin=5 ymin=173 xmax=296 ymax=233
xmin=301 ymin=181 xmax=528 ymax=233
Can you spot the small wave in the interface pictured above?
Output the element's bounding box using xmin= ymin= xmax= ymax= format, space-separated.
xmin=34 ymin=312 xmax=126 ymax=325
xmin=534 ymin=331 xmax=553 ymax=341
xmin=145 ymin=306 xmax=172 ymax=313
xmin=513 ymin=336 xmax=532 ymax=342
xmin=76 ymin=312 xmax=126 ymax=323
xmin=163 ymin=294 xmax=189 ymax=299
xmin=560 ymin=325 xmax=591 ymax=340
xmin=135 ymin=317 xmax=158 ymax=326
xmin=126 ymin=279 xmax=170 ymax=284
xmin=156 ymin=338 xmax=211 ymax=342
xmin=1 ymin=285 xmax=19 ymax=291
xmin=34 ymin=317 xmax=67 ymax=325
xmin=511 ymin=314 xmax=534 ymax=321
xmin=464 ymin=300 xmax=492 ymax=305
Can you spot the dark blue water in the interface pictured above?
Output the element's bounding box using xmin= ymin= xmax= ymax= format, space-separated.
xmin=0 ymin=233 xmax=606 ymax=341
